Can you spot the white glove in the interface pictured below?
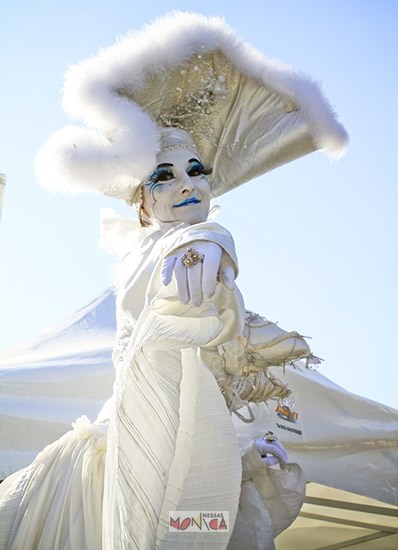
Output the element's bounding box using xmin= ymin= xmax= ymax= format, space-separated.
xmin=254 ymin=437 xmax=288 ymax=468
xmin=161 ymin=241 xmax=235 ymax=307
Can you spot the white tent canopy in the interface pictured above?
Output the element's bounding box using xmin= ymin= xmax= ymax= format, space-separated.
xmin=0 ymin=289 xmax=397 ymax=511
xmin=277 ymin=483 xmax=398 ymax=549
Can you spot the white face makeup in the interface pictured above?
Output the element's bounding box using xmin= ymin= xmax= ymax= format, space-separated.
xmin=142 ymin=148 xmax=211 ymax=226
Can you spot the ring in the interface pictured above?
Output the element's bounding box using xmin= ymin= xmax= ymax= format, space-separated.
xmin=181 ymin=247 xmax=204 ymax=268
xmin=264 ymin=431 xmax=276 ymax=443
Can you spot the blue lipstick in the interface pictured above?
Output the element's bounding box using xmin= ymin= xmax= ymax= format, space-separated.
xmin=173 ymin=197 xmax=201 ymax=208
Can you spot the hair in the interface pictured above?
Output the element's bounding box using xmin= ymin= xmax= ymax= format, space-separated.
xmin=158 ymin=127 xmax=198 ymax=154
xmin=135 ymin=185 xmax=151 ymax=227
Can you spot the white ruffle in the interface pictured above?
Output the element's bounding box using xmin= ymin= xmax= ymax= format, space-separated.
xmin=99 ymin=208 xmax=143 ymax=260
xmin=0 ymin=418 xmax=107 ymax=550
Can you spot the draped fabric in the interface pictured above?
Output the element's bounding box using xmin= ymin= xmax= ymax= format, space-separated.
xmin=0 ymin=220 xmax=305 ymax=550
xmin=103 ymin=222 xmax=246 ymax=548
xmin=0 ymin=419 xmax=106 ymax=550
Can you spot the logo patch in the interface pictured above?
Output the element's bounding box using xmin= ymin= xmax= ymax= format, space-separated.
xmin=169 ymin=511 xmax=230 ymax=533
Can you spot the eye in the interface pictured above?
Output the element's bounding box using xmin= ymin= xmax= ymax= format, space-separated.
xmin=188 ymin=162 xmax=206 ymax=177
xmin=148 ymin=168 xmax=174 ymax=184
xmin=156 ymin=170 xmax=174 ymax=182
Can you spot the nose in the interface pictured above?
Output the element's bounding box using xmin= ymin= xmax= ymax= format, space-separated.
xmin=178 ymin=173 xmax=195 ymax=195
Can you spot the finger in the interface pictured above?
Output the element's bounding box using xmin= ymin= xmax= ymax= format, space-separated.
xmin=265 ymin=441 xmax=288 ymax=464
xmin=255 ymin=440 xmax=288 ymax=464
xmin=175 ymin=260 xmax=190 ymax=305
xmin=272 ymin=445 xmax=288 ymax=464
xmin=202 ymin=245 xmax=221 ymax=299
xmin=220 ymin=265 xmax=235 ymax=290
xmin=264 ymin=439 xmax=288 ymax=463
xmin=262 ymin=456 xmax=279 ymax=467
xmin=187 ymin=263 xmax=203 ymax=307
xmin=161 ymin=256 xmax=177 ymax=286
xmin=271 ymin=439 xmax=288 ymax=456
xmin=219 ymin=254 xmax=235 ymax=291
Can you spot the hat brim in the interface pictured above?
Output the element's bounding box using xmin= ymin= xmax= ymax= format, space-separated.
xmin=36 ymin=12 xmax=348 ymax=201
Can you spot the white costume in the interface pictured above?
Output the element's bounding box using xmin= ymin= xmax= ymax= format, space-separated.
xmin=0 ymin=221 xmax=305 ymax=549
xmin=0 ymin=11 xmax=349 ymax=549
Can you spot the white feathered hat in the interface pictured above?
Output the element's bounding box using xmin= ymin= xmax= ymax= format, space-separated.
xmin=36 ymin=11 xmax=348 ymax=202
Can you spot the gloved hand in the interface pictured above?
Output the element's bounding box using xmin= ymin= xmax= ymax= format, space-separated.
xmin=254 ymin=437 xmax=288 ymax=468
xmin=161 ymin=241 xmax=235 ymax=307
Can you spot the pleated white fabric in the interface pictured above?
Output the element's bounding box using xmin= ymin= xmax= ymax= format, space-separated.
xmin=0 ymin=220 xmax=305 ymax=549
xmin=0 ymin=417 xmax=106 ymax=550
xmin=103 ymin=222 xmax=246 ymax=548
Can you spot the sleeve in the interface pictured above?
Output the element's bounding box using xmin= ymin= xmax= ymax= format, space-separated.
xmin=161 ymin=221 xmax=239 ymax=276
xmin=238 ymin=439 xmax=306 ymax=539
xmin=241 ymin=440 xmax=269 ymax=482
xmin=135 ymin=221 xmax=246 ymax=349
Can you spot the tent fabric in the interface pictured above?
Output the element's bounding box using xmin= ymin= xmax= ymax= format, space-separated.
xmin=275 ymin=483 xmax=398 ymax=550
xmin=0 ymin=289 xmax=115 ymax=479
xmin=233 ymin=369 xmax=398 ymax=506
xmin=0 ymin=289 xmax=397 ymax=507
xmin=276 ymin=483 xmax=398 ymax=549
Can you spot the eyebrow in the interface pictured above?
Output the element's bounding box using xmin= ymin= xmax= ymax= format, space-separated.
xmin=156 ymin=159 xmax=201 ymax=169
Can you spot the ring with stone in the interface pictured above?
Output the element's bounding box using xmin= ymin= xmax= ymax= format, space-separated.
xmin=264 ymin=431 xmax=277 ymax=443
xmin=181 ymin=247 xmax=204 ymax=268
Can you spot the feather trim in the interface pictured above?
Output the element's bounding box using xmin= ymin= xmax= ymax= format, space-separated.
xmin=36 ymin=11 xmax=348 ymax=200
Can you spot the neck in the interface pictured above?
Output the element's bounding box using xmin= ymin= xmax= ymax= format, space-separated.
xmin=141 ymin=212 xmax=187 ymax=233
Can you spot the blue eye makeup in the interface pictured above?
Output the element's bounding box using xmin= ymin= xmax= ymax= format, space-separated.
xmin=146 ymin=167 xmax=174 ymax=193
xmin=187 ymin=161 xmax=206 ymax=177
xmin=147 ymin=168 xmax=174 ymax=183
xmin=145 ymin=159 xmax=211 ymax=195
xmin=187 ymin=159 xmax=212 ymax=177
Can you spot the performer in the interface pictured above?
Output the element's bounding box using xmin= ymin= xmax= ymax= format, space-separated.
xmin=0 ymin=12 xmax=347 ymax=550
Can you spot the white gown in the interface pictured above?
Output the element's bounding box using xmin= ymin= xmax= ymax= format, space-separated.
xmin=0 ymin=220 xmax=305 ymax=550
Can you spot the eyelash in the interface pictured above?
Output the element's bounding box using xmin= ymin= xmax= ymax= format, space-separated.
xmin=151 ymin=171 xmax=173 ymax=183
xmin=148 ymin=163 xmax=211 ymax=185
xmin=188 ymin=163 xmax=208 ymax=177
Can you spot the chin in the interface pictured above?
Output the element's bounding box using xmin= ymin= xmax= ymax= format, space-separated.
xmin=175 ymin=206 xmax=208 ymax=225
xmin=183 ymin=212 xmax=207 ymax=225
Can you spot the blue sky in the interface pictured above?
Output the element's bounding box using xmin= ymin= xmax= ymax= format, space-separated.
xmin=1 ymin=0 xmax=397 ymax=408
